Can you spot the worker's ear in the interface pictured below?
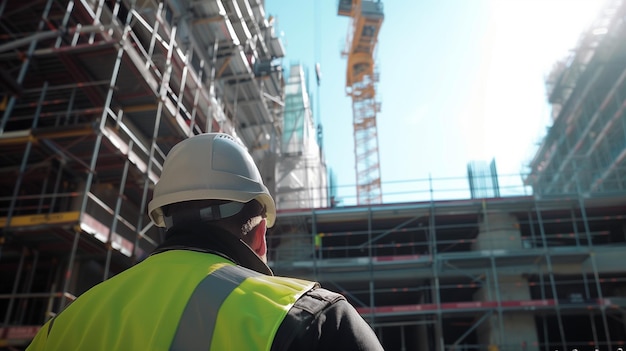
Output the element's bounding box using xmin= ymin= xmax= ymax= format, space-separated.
xmin=251 ymin=218 xmax=267 ymax=260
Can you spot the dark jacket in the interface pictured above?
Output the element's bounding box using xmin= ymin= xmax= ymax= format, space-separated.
xmin=153 ymin=224 xmax=385 ymax=351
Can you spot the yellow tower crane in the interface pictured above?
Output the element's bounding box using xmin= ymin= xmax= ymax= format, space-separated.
xmin=338 ymin=0 xmax=384 ymax=205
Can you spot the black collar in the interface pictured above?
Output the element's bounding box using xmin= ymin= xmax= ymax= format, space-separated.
xmin=150 ymin=224 xmax=273 ymax=276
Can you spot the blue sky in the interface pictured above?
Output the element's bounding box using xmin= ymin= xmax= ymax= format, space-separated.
xmin=264 ymin=0 xmax=608 ymax=205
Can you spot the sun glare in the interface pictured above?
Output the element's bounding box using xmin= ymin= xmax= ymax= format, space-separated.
xmin=465 ymin=0 xmax=610 ymax=173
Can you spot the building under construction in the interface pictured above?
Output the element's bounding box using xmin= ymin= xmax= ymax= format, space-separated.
xmin=1 ymin=0 xmax=626 ymax=350
xmin=276 ymin=64 xmax=328 ymax=210
xmin=0 ymin=0 xmax=288 ymax=346
xmin=526 ymin=0 xmax=626 ymax=197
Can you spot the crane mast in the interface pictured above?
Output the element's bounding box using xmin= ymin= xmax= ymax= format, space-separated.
xmin=338 ymin=0 xmax=384 ymax=205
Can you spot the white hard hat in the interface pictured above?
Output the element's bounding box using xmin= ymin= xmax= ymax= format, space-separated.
xmin=148 ymin=133 xmax=276 ymax=228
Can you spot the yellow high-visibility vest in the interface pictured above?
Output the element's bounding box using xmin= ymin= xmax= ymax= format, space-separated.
xmin=27 ymin=250 xmax=316 ymax=350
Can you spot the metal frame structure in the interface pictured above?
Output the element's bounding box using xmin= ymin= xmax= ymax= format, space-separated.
xmin=338 ymin=0 xmax=384 ymax=205
xmin=275 ymin=64 xmax=328 ymax=210
xmin=0 ymin=0 xmax=285 ymax=347
xmin=526 ymin=0 xmax=626 ymax=196
xmin=268 ymin=194 xmax=626 ymax=351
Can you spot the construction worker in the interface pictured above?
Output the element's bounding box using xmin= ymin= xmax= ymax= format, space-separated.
xmin=315 ymin=232 xmax=324 ymax=259
xmin=27 ymin=133 xmax=383 ymax=350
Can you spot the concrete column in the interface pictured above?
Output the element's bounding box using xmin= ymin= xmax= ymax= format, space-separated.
xmin=473 ymin=211 xmax=523 ymax=251
xmin=473 ymin=211 xmax=539 ymax=351
xmin=474 ymin=276 xmax=539 ymax=351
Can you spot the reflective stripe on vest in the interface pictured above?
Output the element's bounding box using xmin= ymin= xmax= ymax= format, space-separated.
xmin=171 ymin=263 xmax=316 ymax=350
xmin=170 ymin=264 xmax=257 ymax=350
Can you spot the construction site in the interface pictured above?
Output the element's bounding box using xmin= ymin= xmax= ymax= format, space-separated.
xmin=0 ymin=0 xmax=625 ymax=350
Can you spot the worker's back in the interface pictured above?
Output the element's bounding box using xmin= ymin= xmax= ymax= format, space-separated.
xmin=27 ymin=250 xmax=314 ymax=350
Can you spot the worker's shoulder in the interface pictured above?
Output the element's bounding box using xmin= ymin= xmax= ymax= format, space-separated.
xmin=271 ymin=287 xmax=349 ymax=350
xmin=293 ymin=287 xmax=346 ymax=316
xmin=303 ymin=287 xmax=345 ymax=304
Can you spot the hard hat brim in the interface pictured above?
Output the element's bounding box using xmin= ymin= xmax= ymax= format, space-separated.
xmin=149 ymin=189 xmax=276 ymax=228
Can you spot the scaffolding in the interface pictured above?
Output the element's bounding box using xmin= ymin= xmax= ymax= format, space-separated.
xmin=527 ymin=0 xmax=626 ymax=196
xmin=0 ymin=0 xmax=285 ymax=347
xmin=275 ymin=64 xmax=328 ymax=210
xmin=268 ymin=193 xmax=626 ymax=351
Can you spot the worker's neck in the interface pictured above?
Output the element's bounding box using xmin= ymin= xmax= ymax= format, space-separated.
xmin=152 ymin=223 xmax=273 ymax=275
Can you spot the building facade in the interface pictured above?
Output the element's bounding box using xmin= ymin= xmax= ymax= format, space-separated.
xmin=526 ymin=0 xmax=626 ymax=197
xmin=276 ymin=64 xmax=328 ymax=210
